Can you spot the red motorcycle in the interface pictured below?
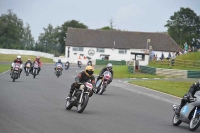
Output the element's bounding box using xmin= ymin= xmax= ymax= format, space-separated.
xmin=11 ymin=63 xmax=20 ymax=82
xmin=95 ymin=71 xmax=112 ymax=95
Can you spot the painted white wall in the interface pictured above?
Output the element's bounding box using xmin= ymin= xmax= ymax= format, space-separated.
xmin=65 ymin=46 xmax=150 ymax=65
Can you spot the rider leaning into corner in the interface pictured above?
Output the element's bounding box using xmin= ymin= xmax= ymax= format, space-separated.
xmin=96 ymin=63 xmax=114 ymax=85
xmin=67 ymin=66 xmax=96 ymax=99
xmin=177 ymin=80 xmax=200 ymax=114
xmin=30 ymin=56 xmax=42 ymax=75
xmin=10 ymin=55 xmax=23 ymax=77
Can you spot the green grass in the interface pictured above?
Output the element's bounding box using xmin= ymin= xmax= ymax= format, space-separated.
xmin=0 ymin=64 xmax=10 ymax=73
xmin=129 ymin=80 xmax=194 ymax=98
xmin=0 ymin=54 xmax=54 ymax=63
xmin=176 ymin=52 xmax=200 ymax=60
xmin=94 ymin=65 xmax=165 ymax=78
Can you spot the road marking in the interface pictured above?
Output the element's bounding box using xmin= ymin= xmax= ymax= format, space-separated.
xmin=113 ymin=80 xmax=180 ymax=104
xmin=0 ymin=70 xmax=10 ymax=75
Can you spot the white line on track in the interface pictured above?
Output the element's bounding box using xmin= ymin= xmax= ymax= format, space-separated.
xmin=0 ymin=70 xmax=10 ymax=75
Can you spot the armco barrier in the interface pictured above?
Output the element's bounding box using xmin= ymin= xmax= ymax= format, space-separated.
xmin=96 ymin=59 xmax=126 ymax=65
xmin=188 ymin=71 xmax=200 ymax=78
xmin=128 ymin=66 xmax=134 ymax=73
xmin=140 ymin=65 xmax=200 ymax=78
xmin=140 ymin=66 xmax=156 ymax=75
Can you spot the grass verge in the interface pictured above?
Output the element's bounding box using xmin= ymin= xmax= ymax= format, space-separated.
xmin=129 ymin=80 xmax=194 ymax=98
xmin=0 ymin=54 xmax=53 ymax=63
xmin=94 ymin=65 xmax=165 ymax=78
xmin=0 ymin=64 xmax=10 ymax=73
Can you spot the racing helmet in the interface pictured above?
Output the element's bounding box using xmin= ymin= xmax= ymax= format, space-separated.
xmin=85 ymin=66 xmax=94 ymax=77
xmin=58 ymin=59 xmax=61 ymax=63
xmin=36 ymin=56 xmax=40 ymax=61
xmin=107 ymin=63 xmax=113 ymax=71
xmin=17 ymin=55 xmax=21 ymax=61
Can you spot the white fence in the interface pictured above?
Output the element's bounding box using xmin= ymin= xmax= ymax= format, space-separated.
xmin=0 ymin=48 xmax=93 ymax=64
xmin=0 ymin=48 xmax=54 ymax=58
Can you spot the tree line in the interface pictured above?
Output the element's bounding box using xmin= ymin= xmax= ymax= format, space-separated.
xmin=0 ymin=7 xmax=199 ymax=56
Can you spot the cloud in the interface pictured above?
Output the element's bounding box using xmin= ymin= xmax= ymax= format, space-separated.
xmin=114 ymin=3 xmax=145 ymax=21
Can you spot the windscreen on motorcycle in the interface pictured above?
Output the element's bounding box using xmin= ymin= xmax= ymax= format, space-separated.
xmin=34 ymin=62 xmax=39 ymax=68
xmin=14 ymin=63 xmax=20 ymax=70
xmin=26 ymin=63 xmax=30 ymax=67
xmin=103 ymin=71 xmax=111 ymax=80
xmin=56 ymin=63 xmax=62 ymax=68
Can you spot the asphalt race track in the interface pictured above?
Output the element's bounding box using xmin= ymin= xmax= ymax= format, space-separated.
xmin=0 ymin=64 xmax=198 ymax=133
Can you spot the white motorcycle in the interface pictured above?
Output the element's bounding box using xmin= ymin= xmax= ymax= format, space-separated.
xmin=172 ymin=91 xmax=200 ymax=131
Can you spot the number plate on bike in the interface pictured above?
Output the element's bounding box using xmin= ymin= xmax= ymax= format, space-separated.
xmin=86 ymin=82 xmax=93 ymax=89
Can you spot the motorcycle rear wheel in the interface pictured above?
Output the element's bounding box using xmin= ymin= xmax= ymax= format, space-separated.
xmin=189 ymin=115 xmax=200 ymax=131
xmin=77 ymin=94 xmax=89 ymax=113
xmin=172 ymin=114 xmax=182 ymax=126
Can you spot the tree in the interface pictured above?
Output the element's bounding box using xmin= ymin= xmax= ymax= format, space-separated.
xmin=37 ymin=20 xmax=88 ymax=55
xmin=23 ymin=23 xmax=34 ymax=50
xmin=59 ymin=20 xmax=88 ymax=54
xmin=99 ymin=18 xmax=116 ymax=30
xmin=100 ymin=26 xmax=115 ymax=30
xmin=0 ymin=10 xmax=34 ymax=49
xmin=165 ymin=7 xmax=200 ymax=48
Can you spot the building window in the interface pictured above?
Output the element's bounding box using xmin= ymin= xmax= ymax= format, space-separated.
xmin=97 ymin=48 xmax=105 ymax=53
xmin=119 ymin=49 xmax=127 ymax=54
xmin=73 ymin=47 xmax=84 ymax=51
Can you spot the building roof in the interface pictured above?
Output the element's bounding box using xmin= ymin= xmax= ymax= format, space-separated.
xmin=66 ymin=28 xmax=180 ymax=52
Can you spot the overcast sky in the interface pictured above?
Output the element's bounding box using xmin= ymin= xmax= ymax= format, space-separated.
xmin=0 ymin=0 xmax=200 ymax=40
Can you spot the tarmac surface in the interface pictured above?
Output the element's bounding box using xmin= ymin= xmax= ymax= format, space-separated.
xmin=0 ymin=63 xmax=199 ymax=133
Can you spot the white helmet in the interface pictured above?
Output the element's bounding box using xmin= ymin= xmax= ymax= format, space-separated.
xmin=17 ymin=55 xmax=21 ymax=61
xmin=107 ymin=63 xmax=113 ymax=70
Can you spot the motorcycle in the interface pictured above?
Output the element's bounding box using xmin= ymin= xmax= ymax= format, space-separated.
xmin=95 ymin=71 xmax=112 ymax=95
xmin=33 ymin=62 xmax=39 ymax=78
xmin=11 ymin=63 xmax=20 ymax=82
xmin=78 ymin=61 xmax=82 ymax=68
xmin=172 ymin=91 xmax=200 ymax=131
xmin=65 ymin=62 xmax=70 ymax=70
xmin=25 ymin=63 xmax=31 ymax=76
xmin=87 ymin=61 xmax=92 ymax=66
xmin=66 ymin=81 xmax=93 ymax=113
xmin=55 ymin=64 xmax=62 ymax=77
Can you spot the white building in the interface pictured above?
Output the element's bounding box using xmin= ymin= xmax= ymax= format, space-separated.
xmin=65 ymin=28 xmax=180 ymax=65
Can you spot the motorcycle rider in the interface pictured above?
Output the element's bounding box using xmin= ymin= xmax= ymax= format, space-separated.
xmin=10 ymin=55 xmax=23 ymax=77
xmin=177 ymin=81 xmax=200 ymax=114
xmin=87 ymin=59 xmax=92 ymax=66
xmin=24 ymin=58 xmax=32 ymax=72
xmin=96 ymin=63 xmax=114 ymax=85
xmin=31 ymin=56 xmax=42 ymax=75
xmin=67 ymin=66 xmax=95 ymax=99
xmin=54 ymin=59 xmax=63 ymax=74
xmin=77 ymin=60 xmax=82 ymax=67
xmin=65 ymin=60 xmax=70 ymax=69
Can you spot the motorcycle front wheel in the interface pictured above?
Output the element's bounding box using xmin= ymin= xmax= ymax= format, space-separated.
xmin=66 ymin=98 xmax=73 ymax=110
xmin=12 ymin=73 xmax=15 ymax=82
xmin=77 ymin=94 xmax=89 ymax=113
xmin=189 ymin=115 xmax=200 ymax=131
xmin=99 ymin=84 xmax=106 ymax=95
xmin=172 ymin=114 xmax=182 ymax=126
